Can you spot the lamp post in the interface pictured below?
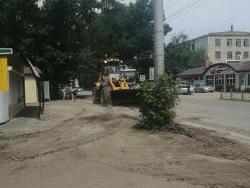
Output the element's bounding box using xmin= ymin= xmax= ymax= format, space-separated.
xmin=153 ymin=0 xmax=165 ymax=79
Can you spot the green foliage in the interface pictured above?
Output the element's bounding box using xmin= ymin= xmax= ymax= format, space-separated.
xmin=165 ymin=33 xmax=207 ymax=75
xmin=92 ymin=0 xmax=172 ymax=79
xmin=137 ymin=74 xmax=177 ymax=130
xmin=0 ymin=0 xmax=172 ymax=95
xmin=0 ymin=0 xmax=41 ymax=49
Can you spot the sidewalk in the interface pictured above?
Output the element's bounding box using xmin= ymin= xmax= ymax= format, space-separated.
xmin=220 ymin=92 xmax=250 ymax=101
xmin=0 ymin=105 xmax=53 ymax=136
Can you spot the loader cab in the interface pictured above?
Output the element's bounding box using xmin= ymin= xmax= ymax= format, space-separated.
xmin=121 ymin=68 xmax=136 ymax=82
xmin=102 ymin=59 xmax=122 ymax=80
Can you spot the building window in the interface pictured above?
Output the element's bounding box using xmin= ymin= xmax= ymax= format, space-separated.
xmin=227 ymin=39 xmax=233 ymax=47
xmin=191 ymin=43 xmax=195 ymax=50
xmin=215 ymin=39 xmax=221 ymax=47
xmin=236 ymin=52 xmax=241 ymax=60
xmin=215 ymin=75 xmax=224 ymax=86
xmin=236 ymin=39 xmax=241 ymax=47
xmin=206 ymin=75 xmax=214 ymax=86
xmin=226 ymin=74 xmax=236 ymax=86
xmin=244 ymin=51 xmax=249 ymax=59
xmin=227 ymin=51 xmax=233 ymax=59
xmin=248 ymin=74 xmax=250 ymax=85
xmin=215 ymin=51 xmax=221 ymax=59
xmin=244 ymin=39 xmax=249 ymax=47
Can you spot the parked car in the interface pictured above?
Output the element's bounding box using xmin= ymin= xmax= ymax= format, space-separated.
xmin=77 ymin=87 xmax=84 ymax=92
xmin=194 ymin=84 xmax=214 ymax=93
xmin=176 ymin=84 xmax=192 ymax=95
xmin=190 ymin=85 xmax=195 ymax=93
xmin=203 ymin=85 xmax=214 ymax=92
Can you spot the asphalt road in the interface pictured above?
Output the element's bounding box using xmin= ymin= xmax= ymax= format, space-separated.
xmin=176 ymin=93 xmax=250 ymax=139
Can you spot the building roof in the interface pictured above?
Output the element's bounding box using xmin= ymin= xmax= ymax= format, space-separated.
xmin=24 ymin=66 xmax=42 ymax=76
xmin=234 ymin=61 xmax=250 ymax=72
xmin=208 ymin=31 xmax=250 ymax=37
xmin=190 ymin=31 xmax=250 ymax=41
xmin=177 ymin=67 xmax=204 ymax=76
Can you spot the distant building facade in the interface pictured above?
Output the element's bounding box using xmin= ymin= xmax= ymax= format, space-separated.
xmin=176 ymin=61 xmax=250 ymax=92
xmin=189 ymin=28 xmax=250 ymax=64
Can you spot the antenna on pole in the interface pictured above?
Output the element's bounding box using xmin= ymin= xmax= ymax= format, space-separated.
xmin=153 ymin=0 xmax=165 ymax=79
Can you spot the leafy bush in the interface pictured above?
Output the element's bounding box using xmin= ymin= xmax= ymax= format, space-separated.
xmin=137 ymin=74 xmax=177 ymax=130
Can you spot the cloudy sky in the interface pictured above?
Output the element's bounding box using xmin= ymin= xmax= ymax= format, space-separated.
xmin=122 ymin=0 xmax=250 ymax=41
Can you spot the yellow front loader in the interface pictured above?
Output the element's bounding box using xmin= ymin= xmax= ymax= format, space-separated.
xmin=92 ymin=59 xmax=138 ymax=106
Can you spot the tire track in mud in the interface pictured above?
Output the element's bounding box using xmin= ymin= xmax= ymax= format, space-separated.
xmin=181 ymin=127 xmax=250 ymax=161
xmin=89 ymin=124 xmax=250 ymax=188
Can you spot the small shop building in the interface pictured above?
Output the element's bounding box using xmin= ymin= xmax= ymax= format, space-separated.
xmin=0 ymin=48 xmax=25 ymax=124
xmin=176 ymin=61 xmax=250 ymax=92
xmin=0 ymin=48 xmax=44 ymax=124
xmin=24 ymin=66 xmax=43 ymax=104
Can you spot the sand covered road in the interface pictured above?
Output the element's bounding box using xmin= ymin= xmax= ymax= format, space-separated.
xmin=176 ymin=93 xmax=250 ymax=140
xmin=0 ymin=99 xmax=250 ymax=188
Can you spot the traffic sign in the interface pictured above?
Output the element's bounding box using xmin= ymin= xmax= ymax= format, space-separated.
xmin=139 ymin=75 xmax=146 ymax=82
xmin=149 ymin=67 xmax=154 ymax=81
xmin=0 ymin=48 xmax=13 ymax=55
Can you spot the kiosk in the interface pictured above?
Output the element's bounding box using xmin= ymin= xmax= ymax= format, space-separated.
xmin=0 ymin=48 xmax=13 ymax=124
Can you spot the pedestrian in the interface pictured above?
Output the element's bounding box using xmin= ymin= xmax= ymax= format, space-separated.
xmin=72 ymin=88 xmax=77 ymax=101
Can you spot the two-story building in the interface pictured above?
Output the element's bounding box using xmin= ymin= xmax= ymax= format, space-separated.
xmin=189 ymin=27 xmax=250 ymax=64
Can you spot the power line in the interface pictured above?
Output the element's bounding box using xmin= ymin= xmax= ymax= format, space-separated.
xmin=165 ymin=0 xmax=187 ymax=10
xmin=165 ymin=0 xmax=212 ymax=22
xmin=171 ymin=0 xmax=189 ymax=11
xmin=166 ymin=0 xmax=205 ymax=20
xmin=166 ymin=0 xmax=212 ymax=22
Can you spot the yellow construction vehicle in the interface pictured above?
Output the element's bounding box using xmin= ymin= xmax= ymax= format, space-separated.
xmin=92 ymin=59 xmax=138 ymax=105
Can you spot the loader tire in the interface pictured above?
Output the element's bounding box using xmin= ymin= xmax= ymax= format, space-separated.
xmin=92 ymin=87 xmax=100 ymax=104
xmin=100 ymin=86 xmax=112 ymax=106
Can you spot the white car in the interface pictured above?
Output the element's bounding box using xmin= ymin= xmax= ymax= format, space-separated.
xmin=194 ymin=84 xmax=214 ymax=93
xmin=176 ymin=84 xmax=192 ymax=95
xmin=203 ymin=85 xmax=214 ymax=92
xmin=190 ymin=86 xmax=195 ymax=93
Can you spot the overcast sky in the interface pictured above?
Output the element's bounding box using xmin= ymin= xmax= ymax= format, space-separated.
xmin=123 ymin=0 xmax=250 ymax=42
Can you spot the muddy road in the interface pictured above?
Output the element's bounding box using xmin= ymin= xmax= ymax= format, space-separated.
xmin=0 ymin=99 xmax=250 ymax=188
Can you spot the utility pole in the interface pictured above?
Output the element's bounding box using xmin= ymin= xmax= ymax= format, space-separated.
xmin=153 ymin=0 xmax=165 ymax=79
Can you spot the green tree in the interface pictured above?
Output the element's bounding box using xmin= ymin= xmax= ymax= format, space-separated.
xmin=137 ymin=74 xmax=177 ymax=130
xmin=165 ymin=33 xmax=207 ymax=75
xmin=92 ymin=0 xmax=171 ymax=76
xmin=0 ymin=0 xmax=172 ymax=94
xmin=35 ymin=0 xmax=99 ymax=92
xmin=0 ymin=0 xmax=41 ymax=49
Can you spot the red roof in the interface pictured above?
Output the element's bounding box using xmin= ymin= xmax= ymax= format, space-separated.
xmin=235 ymin=61 xmax=250 ymax=72
xmin=177 ymin=67 xmax=204 ymax=76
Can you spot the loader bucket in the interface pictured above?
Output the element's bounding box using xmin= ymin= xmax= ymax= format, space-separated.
xmin=110 ymin=89 xmax=138 ymax=105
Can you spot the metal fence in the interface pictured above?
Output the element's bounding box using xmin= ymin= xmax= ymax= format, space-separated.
xmin=220 ymin=92 xmax=250 ymax=101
